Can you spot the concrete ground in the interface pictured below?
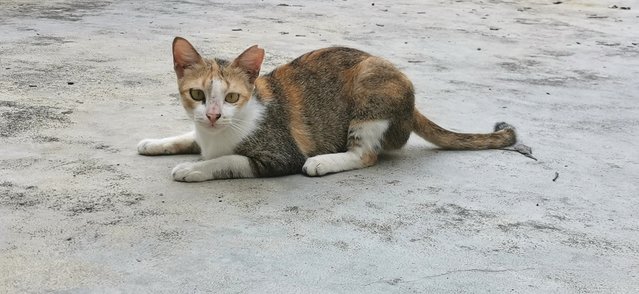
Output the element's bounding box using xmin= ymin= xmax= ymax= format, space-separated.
xmin=1 ymin=0 xmax=638 ymax=293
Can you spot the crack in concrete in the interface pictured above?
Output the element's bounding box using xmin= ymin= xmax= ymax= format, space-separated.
xmin=365 ymin=267 xmax=536 ymax=286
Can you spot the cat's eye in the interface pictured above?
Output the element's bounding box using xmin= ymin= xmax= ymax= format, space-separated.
xmin=189 ymin=88 xmax=205 ymax=101
xmin=225 ymin=93 xmax=240 ymax=103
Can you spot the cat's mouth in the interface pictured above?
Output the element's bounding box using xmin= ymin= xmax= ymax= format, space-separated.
xmin=198 ymin=120 xmax=228 ymax=131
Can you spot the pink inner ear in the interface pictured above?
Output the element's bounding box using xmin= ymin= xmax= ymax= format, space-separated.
xmin=234 ymin=45 xmax=265 ymax=83
xmin=173 ymin=37 xmax=203 ymax=78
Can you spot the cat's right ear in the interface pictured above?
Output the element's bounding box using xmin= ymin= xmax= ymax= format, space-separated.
xmin=172 ymin=37 xmax=204 ymax=79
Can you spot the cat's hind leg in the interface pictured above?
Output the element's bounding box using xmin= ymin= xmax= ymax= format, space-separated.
xmin=303 ymin=120 xmax=389 ymax=176
xmin=137 ymin=131 xmax=200 ymax=155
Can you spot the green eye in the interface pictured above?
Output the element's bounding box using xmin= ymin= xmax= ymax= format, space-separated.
xmin=225 ymin=93 xmax=240 ymax=103
xmin=189 ymin=88 xmax=205 ymax=101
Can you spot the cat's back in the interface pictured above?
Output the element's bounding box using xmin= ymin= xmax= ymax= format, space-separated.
xmin=256 ymin=46 xmax=410 ymax=107
xmin=254 ymin=46 xmax=374 ymax=121
xmin=261 ymin=47 xmax=371 ymax=85
xmin=290 ymin=46 xmax=371 ymax=69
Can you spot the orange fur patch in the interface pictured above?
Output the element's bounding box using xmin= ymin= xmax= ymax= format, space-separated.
xmin=274 ymin=65 xmax=315 ymax=156
xmin=254 ymin=77 xmax=274 ymax=102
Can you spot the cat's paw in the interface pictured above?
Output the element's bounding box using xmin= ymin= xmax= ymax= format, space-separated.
xmin=137 ymin=139 xmax=165 ymax=155
xmin=172 ymin=162 xmax=210 ymax=182
xmin=302 ymin=156 xmax=333 ymax=177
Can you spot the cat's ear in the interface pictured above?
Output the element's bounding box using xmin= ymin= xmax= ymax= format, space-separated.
xmin=172 ymin=37 xmax=204 ymax=79
xmin=232 ymin=45 xmax=265 ymax=83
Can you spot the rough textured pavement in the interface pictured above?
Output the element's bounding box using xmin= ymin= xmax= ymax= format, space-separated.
xmin=1 ymin=0 xmax=638 ymax=293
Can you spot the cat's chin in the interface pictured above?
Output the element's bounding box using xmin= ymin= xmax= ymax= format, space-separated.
xmin=196 ymin=122 xmax=228 ymax=133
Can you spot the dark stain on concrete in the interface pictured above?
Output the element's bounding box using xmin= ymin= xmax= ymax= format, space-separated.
xmin=0 ymin=100 xmax=72 ymax=137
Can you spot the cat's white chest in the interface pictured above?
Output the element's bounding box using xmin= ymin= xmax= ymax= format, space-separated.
xmin=195 ymin=126 xmax=243 ymax=159
xmin=194 ymin=98 xmax=265 ymax=160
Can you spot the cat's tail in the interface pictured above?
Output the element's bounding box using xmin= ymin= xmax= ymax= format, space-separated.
xmin=412 ymin=109 xmax=517 ymax=150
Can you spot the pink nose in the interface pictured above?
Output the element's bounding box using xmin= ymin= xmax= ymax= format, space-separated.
xmin=206 ymin=113 xmax=221 ymax=124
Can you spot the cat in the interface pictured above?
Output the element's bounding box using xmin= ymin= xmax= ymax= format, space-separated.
xmin=137 ymin=37 xmax=517 ymax=182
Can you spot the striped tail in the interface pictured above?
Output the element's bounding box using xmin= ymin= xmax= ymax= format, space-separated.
xmin=412 ymin=109 xmax=516 ymax=150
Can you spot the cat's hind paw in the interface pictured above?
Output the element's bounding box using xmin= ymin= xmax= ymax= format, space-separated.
xmin=172 ymin=162 xmax=210 ymax=182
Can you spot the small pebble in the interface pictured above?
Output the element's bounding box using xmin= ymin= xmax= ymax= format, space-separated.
xmin=67 ymin=82 xmax=74 ymax=85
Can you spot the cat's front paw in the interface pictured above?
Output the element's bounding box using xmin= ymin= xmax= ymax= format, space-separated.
xmin=172 ymin=162 xmax=210 ymax=182
xmin=302 ymin=157 xmax=331 ymax=177
xmin=137 ymin=139 xmax=166 ymax=155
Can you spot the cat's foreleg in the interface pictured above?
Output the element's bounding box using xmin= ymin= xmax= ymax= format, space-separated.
xmin=172 ymin=155 xmax=254 ymax=182
xmin=137 ymin=131 xmax=200 ymax=155
xmin=303 ymin=120 xmax=389 ymax=176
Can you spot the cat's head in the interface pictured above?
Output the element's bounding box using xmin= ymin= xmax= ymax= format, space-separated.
xmin=172 ymin=37 xmax=264 ymax=131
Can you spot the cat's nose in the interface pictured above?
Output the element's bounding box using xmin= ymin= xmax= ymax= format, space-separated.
xmin=206 ymin=113 xmax=222 ymax=124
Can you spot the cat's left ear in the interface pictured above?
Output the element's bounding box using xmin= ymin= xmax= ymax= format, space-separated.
xmin=232 ymin=45 xmax=265 ymax=84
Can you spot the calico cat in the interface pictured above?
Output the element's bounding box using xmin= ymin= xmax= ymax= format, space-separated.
xmin=137 ymin=37 xmax=517 ymax=182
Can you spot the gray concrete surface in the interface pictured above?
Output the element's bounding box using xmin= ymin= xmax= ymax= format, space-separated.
xmin=1 ymin=0 xmax=638 ymax=293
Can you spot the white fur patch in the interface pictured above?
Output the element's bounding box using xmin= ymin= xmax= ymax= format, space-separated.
xmin=195 ymin=96 xmax=265 ymax=159
xmin=303 ymin=120 xmax=389 ymax=176
xmin=211 ymin=79 xmax=225 ymax=101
